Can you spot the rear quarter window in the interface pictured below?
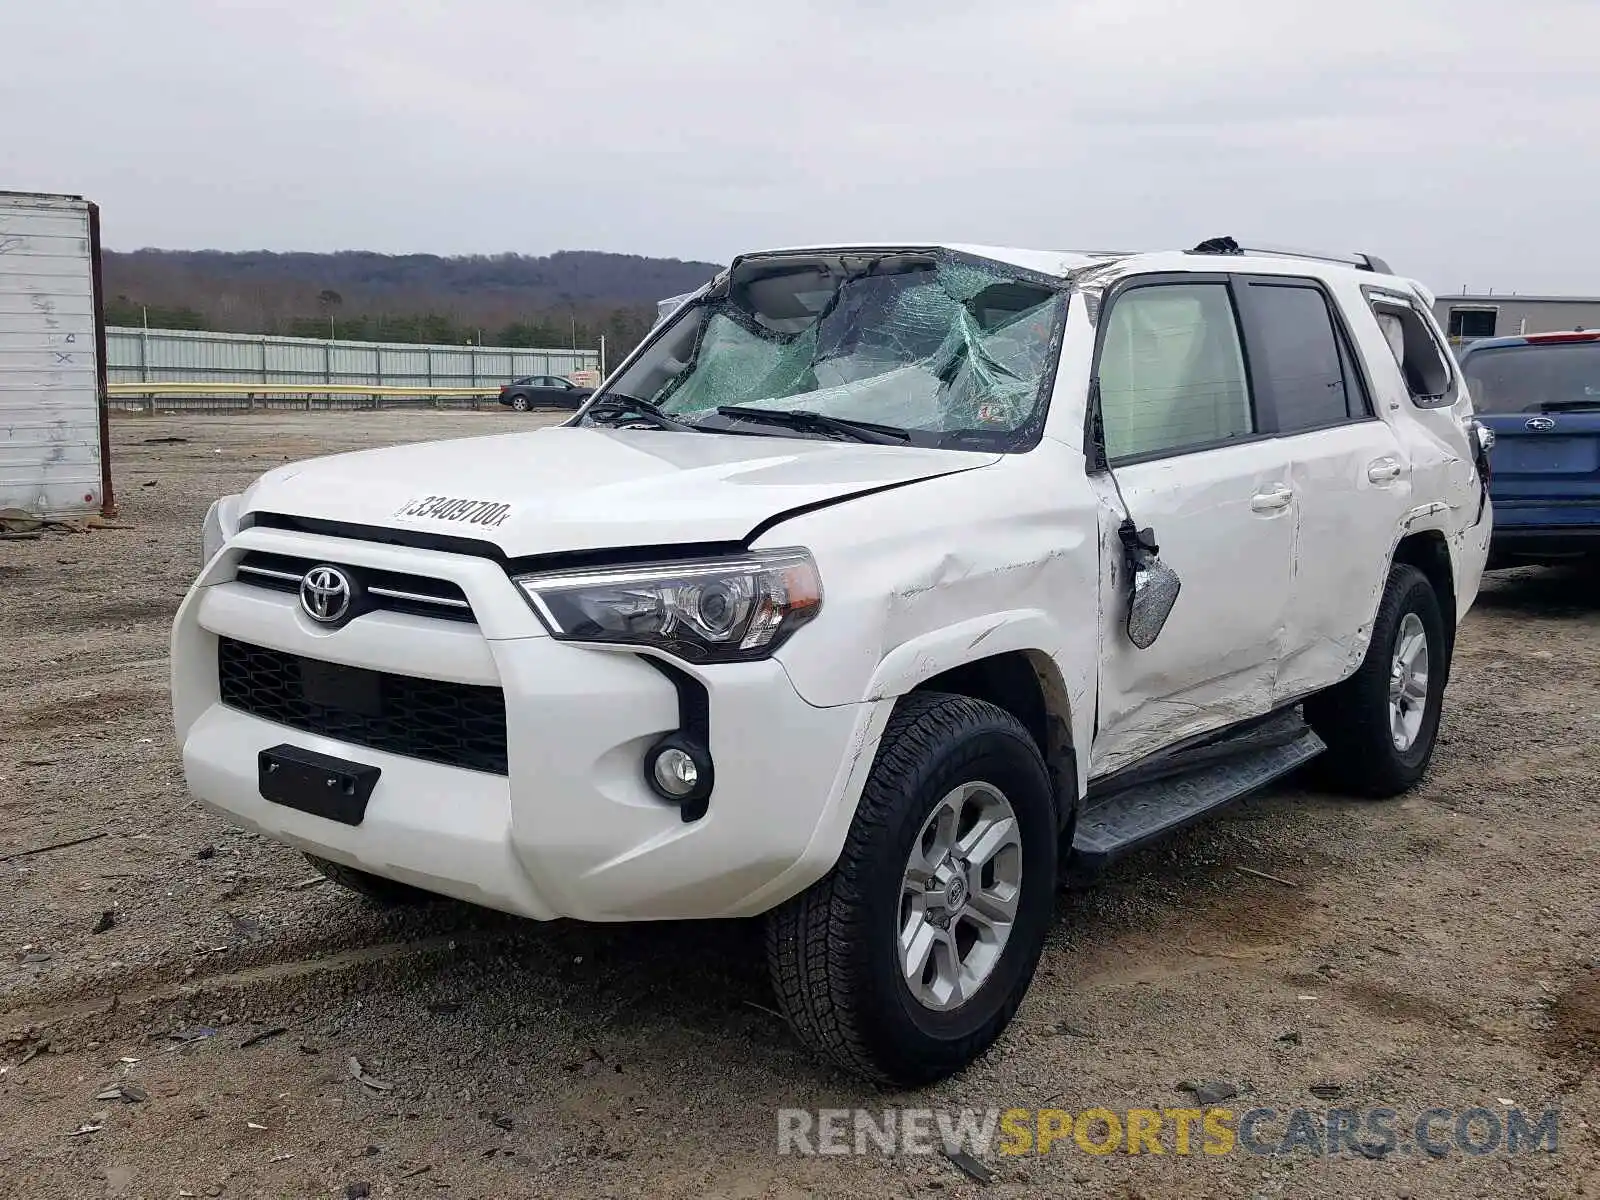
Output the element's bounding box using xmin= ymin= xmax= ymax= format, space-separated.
xmin=1365 ymin=291 xmax=1454 ymax=407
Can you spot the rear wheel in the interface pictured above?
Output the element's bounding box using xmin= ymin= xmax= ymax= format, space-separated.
xmin=510 ymin=394 xmax=531 ymax=412
xmin=1305 ymin=563 xmax=1448 ymax=798
xmin=765 ymin=693 xmax=1057 ymax=1085
xmin=304 ymin=854 xmax=435 ymax=906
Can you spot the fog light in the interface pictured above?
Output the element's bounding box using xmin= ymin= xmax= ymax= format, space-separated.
xmin=643 ymin=735 xmax=714 ymax=820
xmin=651 ymin=746 xmax=699 ymax=797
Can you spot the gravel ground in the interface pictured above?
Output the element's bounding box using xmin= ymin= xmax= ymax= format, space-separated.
xmin=1 ymin=412 xmax=1597 ymax=1199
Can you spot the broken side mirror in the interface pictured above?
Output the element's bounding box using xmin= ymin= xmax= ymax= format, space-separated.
xmin=1128 ymin=554 xmax=1182 ymax=649
xmin=1120 ymin=521 xmax=1181 ymax=650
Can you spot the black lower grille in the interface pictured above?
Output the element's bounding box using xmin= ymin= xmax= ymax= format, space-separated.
xmin=218 ymin=638 xmax=508 ymax=774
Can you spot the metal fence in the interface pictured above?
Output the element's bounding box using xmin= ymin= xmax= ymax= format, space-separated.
xmin=107 ymin=385 xmax=537 ymax=414
xmin=105 ymin=326 xmax=599 ymax=411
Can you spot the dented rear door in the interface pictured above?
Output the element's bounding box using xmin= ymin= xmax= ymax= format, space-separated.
xmin=1226 ymin=275 xmax=1414 ymax=702
xmin=1275 ymin=422 xmax=1412 ymax=699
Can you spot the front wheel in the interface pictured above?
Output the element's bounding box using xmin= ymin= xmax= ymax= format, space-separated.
xmin=1305 ymin=563 xmax=1448 ymax=798
xmin=765 ymin=693 xmax=1057 ymax=1085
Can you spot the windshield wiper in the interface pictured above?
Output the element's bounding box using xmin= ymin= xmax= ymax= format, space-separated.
xmin=584 ymin=394 xmax=703 ymax=432
xmin=1538 ymin=399 xmax=1600 ymax=412
xmin=714 ymin=406 xmax=910 ymax=445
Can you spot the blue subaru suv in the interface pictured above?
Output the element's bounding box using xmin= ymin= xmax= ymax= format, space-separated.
xmin=1457 ymin=331 xmax=1600 ymax=568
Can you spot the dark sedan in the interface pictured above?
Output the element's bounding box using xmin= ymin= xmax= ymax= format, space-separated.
xmin=498 ymin=375 xmax=593 ymax=412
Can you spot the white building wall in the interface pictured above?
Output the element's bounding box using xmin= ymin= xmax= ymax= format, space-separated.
xmin=0 ymin=193 xmax=104 ymax=520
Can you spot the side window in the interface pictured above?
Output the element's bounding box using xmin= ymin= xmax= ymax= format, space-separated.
xmin=1096 ymin=283 xmax=1254 ymax=462
xmin=1240 ymin=282 xmax=1366 ymax=432
xmin=1369 ymin=294 xmax=1454 ymax=406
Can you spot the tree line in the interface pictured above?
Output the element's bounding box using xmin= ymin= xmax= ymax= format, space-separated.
xmin=101 ymin=248 xmax=721 ymax=355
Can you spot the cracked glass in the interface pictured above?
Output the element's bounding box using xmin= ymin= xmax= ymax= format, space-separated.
xmin=598 ymin=252 xmax=1068 ymax=449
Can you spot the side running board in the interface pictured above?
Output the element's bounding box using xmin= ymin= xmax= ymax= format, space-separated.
xmin=1069 ymin=712 xmax=1326 ymax=875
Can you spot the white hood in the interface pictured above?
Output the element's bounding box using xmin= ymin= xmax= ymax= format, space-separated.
xmin=242 ymin=425 xmax=998 ymax=557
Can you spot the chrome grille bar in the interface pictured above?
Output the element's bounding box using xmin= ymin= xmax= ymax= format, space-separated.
xmin=232 ymin=551 xmax=477 ymax=623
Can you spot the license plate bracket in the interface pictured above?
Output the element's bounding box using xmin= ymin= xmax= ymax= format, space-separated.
xmin=258 ymin=744 xmax=380 ymax=826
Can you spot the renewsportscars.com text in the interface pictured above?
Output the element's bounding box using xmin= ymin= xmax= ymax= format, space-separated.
xmin=777 ymin=1105 xmax=1560 ymax=1159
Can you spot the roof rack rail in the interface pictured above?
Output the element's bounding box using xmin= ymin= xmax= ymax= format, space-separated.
xmin=1189 ymin=236 xmax=1391 ymax=275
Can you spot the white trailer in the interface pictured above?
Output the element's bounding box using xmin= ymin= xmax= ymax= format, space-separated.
xmin=0 ymin=191 xmax=114 ymax=522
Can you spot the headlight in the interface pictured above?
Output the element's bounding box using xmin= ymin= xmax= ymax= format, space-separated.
xmin=201 ymin=494 xmax=242 ymax=565
xmin=514 ymin=549 xmax=822 ymax=662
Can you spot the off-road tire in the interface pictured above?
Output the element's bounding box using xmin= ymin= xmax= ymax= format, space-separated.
xmin=765 ymin=692 xmax=1057 ymax=1085
xmin=1305 ymin=563 xmax=1448 ymax=798
xmin=304 ymin=854 xmax=435 ymax=906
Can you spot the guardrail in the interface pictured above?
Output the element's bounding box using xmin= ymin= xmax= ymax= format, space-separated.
xmin=107 ymin=327 xmax=599 ymax=392
xmin=107 ymin=381 xmax=536 ymax=414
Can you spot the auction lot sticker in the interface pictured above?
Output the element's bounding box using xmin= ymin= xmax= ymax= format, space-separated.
xmin=394 ymin=495 xmax=512 ymax=527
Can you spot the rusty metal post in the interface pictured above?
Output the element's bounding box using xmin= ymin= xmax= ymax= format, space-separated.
xmin=87 ymin=203 xmax=117 ymax=518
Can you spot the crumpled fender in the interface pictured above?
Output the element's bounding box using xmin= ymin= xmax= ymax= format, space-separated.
xmin=863 ymin=608 xmax=1059 ymax=698
xmin=764 ymin=449 xmax=1102 ymax=788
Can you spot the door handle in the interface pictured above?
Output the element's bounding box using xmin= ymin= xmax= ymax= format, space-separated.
xmin=1367 ymin=458 xmax=1403 ymax=483
xmin=1250 ymin=485 xmax=1293 ymax=513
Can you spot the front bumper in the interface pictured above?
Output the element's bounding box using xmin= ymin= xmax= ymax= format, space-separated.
xmin=172 ymin=526 xmax=878 ymax=922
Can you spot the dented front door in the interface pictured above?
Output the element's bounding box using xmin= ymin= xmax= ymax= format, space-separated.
xmin=1088 ymin=441 xmax=1296 ymax=779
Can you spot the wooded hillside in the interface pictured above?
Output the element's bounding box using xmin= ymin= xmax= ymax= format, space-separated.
xmin=102 ymin=248 xmax=723 ymax=353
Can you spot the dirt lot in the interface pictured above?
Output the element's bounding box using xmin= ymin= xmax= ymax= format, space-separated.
xmin=2 ymin=411 xmax=1597 ymax=1199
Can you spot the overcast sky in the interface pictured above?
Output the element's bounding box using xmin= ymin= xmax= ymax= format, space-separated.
xmin=7 ymin=0 xmax=1598 ymax=294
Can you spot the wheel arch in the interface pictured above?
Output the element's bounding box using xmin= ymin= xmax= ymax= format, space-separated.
xmin=736 ymin=612 xmax=1089 ymax=919
xmin=900 ymin=645 xmax=1079 ymax=836
xmin=1391 ymin=529 xmax=1457 ymax=667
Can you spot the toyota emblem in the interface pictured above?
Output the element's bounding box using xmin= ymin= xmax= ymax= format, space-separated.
xmin=300 ymin=565 xmax=353 ymax=623
xmin=1525 ymin=416 xmax=1556 ymax=432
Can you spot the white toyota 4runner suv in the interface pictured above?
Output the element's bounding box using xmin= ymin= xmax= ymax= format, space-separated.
xmin=175 ymin=238 xmax=1492 ymax=1085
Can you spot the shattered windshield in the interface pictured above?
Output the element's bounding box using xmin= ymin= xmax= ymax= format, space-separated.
xmin=589 ymin=251 xmax=1067 ymax=449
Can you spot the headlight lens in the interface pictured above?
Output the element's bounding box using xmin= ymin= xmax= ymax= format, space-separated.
xmin=514 ymin=549 xmax=822 ymax=662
